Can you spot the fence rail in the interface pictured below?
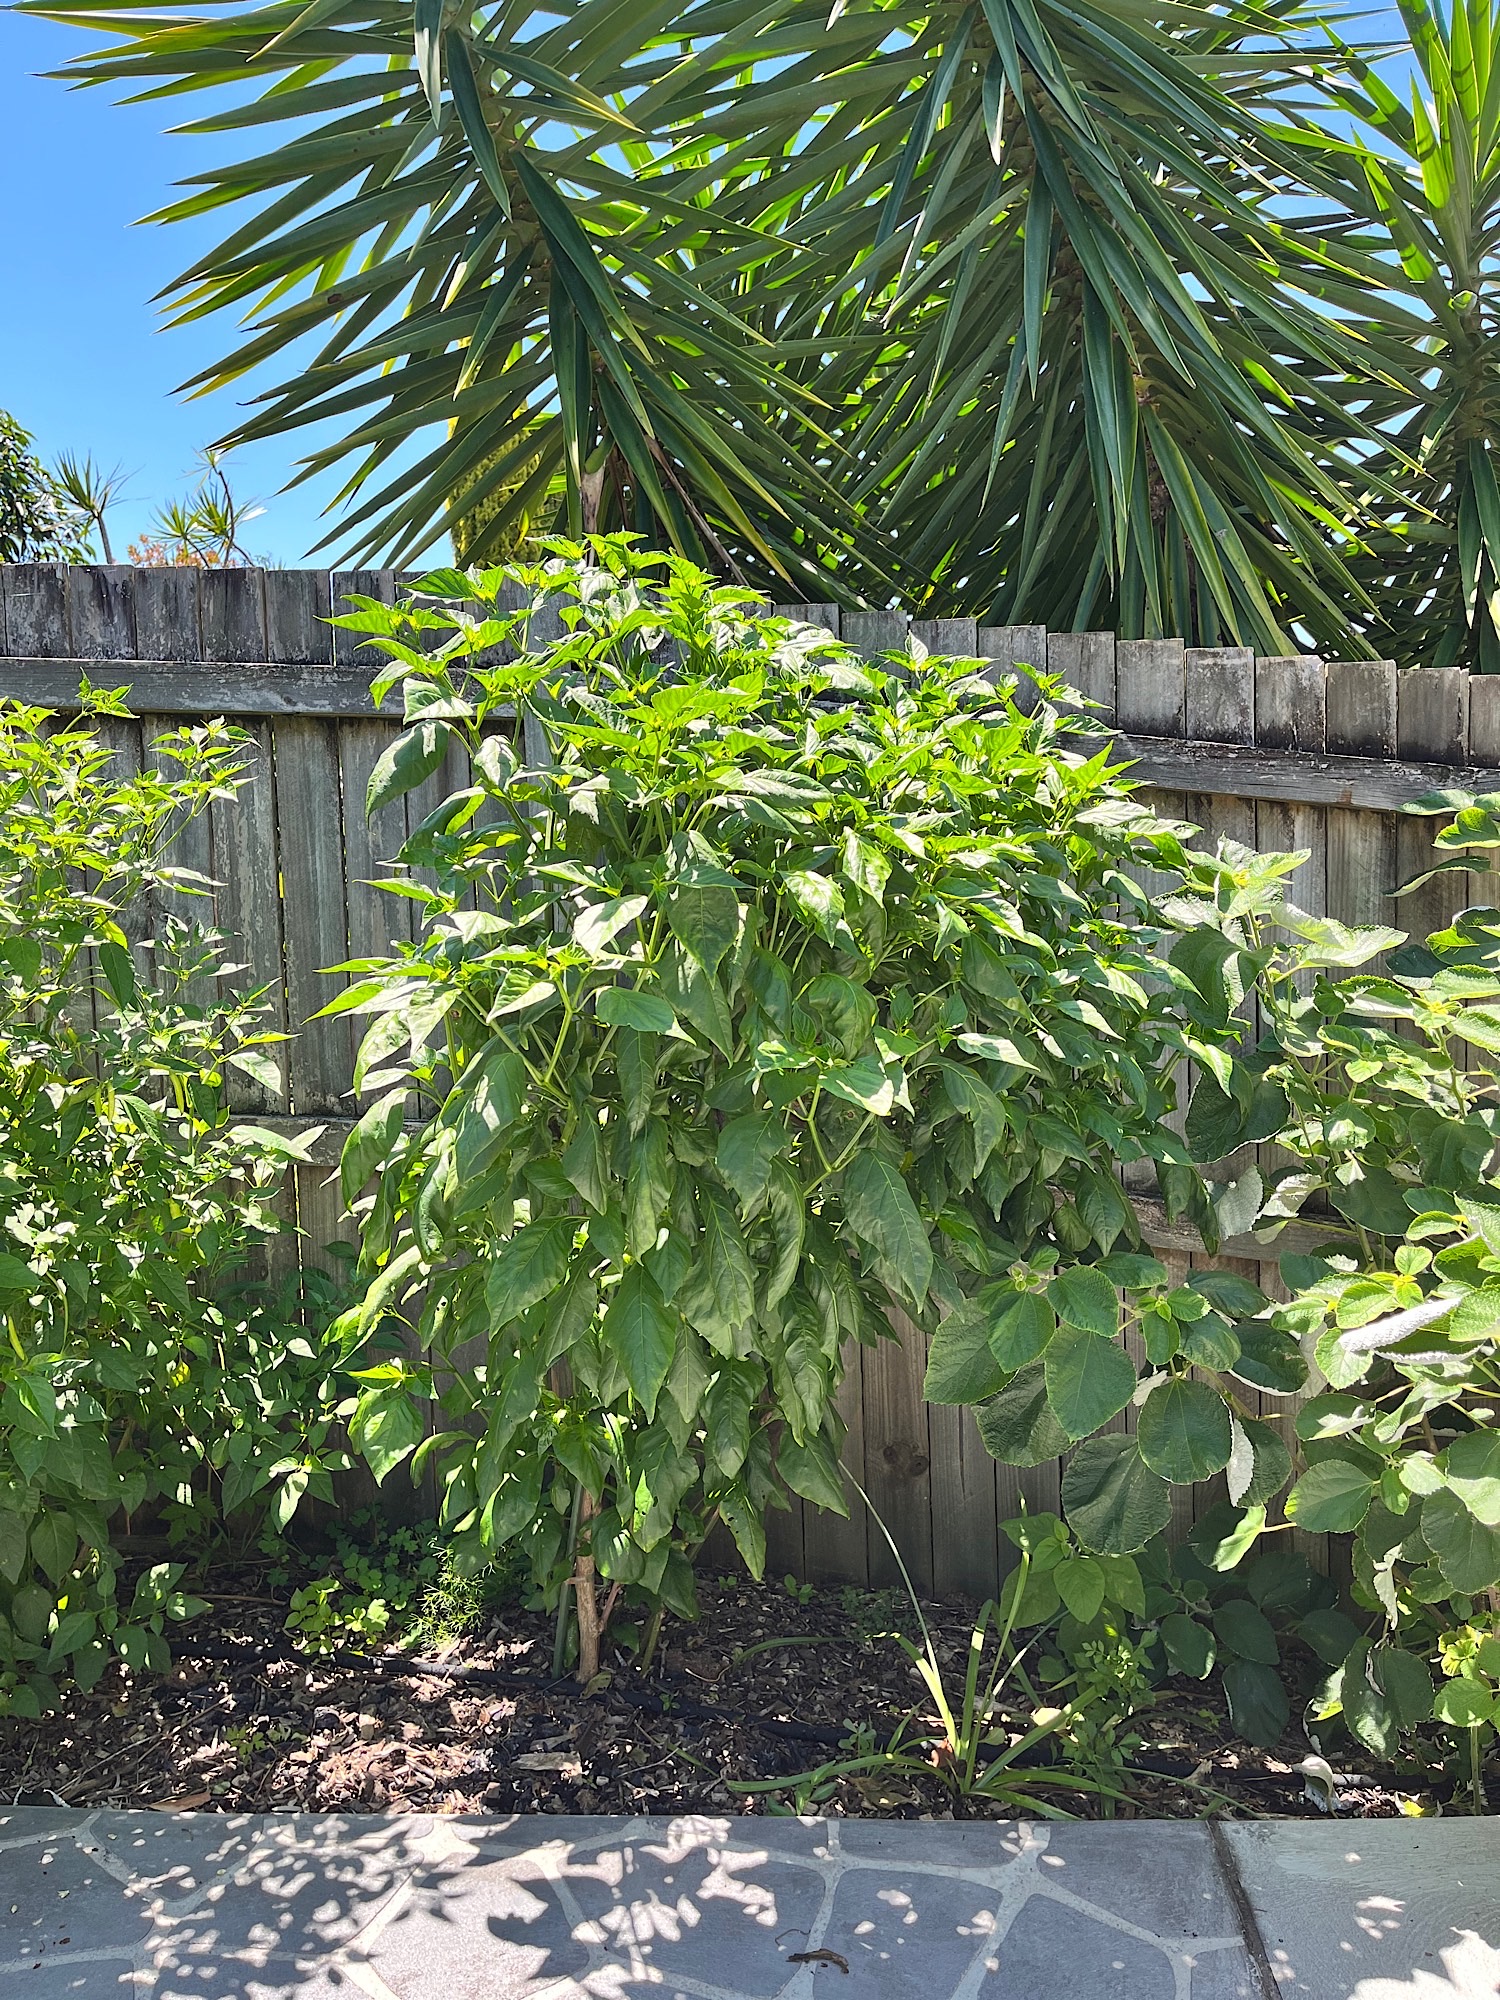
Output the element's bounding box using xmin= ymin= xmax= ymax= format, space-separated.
xmin=2 ymin=562 xmax=1491 ymax=1598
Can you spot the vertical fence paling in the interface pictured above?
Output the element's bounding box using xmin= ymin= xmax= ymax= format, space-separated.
xmin=4 ymin=565 xmax=1499 ymax=1594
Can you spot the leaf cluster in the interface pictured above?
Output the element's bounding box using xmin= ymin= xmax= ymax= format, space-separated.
xmin=0 ymin=698 xmax=354 ymax=1715
xmin=328 ymin=539 xmax=1239 ymax=1639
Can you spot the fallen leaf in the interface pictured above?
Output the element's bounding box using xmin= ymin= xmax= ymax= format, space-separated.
xmin=150 ymin=1791 xmax=211 ymax=1812
xmin=512 ymin=1752 xmax=583 ymax=1777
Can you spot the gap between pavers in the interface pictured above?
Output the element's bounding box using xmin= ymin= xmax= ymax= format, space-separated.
xmin=0 ymin=1808 xmax=1493 ymax=2000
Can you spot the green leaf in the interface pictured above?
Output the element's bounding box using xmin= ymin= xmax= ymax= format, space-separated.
xmin=350 ymin=1388 xmax=425 ymax=1484
xmin=1373 ymin=1644 xmax=1434 ymax=1730
xmin=98 ymin=938 xmax=137 ymax=1008
xmin=1226 ymin=1417 xmax=1293 ymax=1508
xmin=1061 ymin=1435 xmax=1173 ymax=1555
xmin=367 ymin=720 xmax=452 ymax=815
xmin=924 ymin=1297 xmax=1008 ymax=1404
xmin=1222 ymin=1658 xmax=1289 ymax=1747
xmin=1189 ymin=1270 xmax=1267 ymax=1317
xmin=718 ymin=1484 xmax=767 ymax=1581
xmin=28 ymin=1510 xmax=76 ymax=1585
xmin=975 ymin=1361 xmax=1072 ymax=1467
xmin=1047 ymin=1264 xmax=1119 ymax=1337
xmin=716 ymin=1112 xmax=785 ymax=1214
xmin=1213 ymin=1597 xmax=1278 ymax=1665
xmin=1434 ymin=1679 xmax=1496 ymax=1727
xmin=1442 ymin=1429 xmax=1500 ymax=1527
xmin=454 ymin=1046 xmax=525 ymax=1183
xmin=1043 ymin=1327 xmax=1136 ymax=1440
xmin=0 ymin=1512 xmax=27 ymax=1586
xmin=1160 ymin=1612 xmax=1215 ymax=1679
xmin=341 ymin=1087 xmax=408 ymax=1206
xmin=601 ymin=1266 xmax=676 ymax=1420
xmin=698 ymin=1181 xmax=757 ymax=1338
xmin=1287 ymin=1458 xmax=1376 ymax=1534
xmin=777 ymin=1431 xmax=848 ymax=1515
xmin=485 ymin=1217 xmax=572 ymax=1329
xmin=1229 ymin=1322 xmax=1307 ymax=1396
xmin=782 ymin=869 xmax=846 ymax=944
xmin=1421 ymin=1487 xmax=1500 ymax=1593
xmin=574 ymin=895 xmax=650 ymax=956
xmin=1295 ymin=1608 xmax=1362 ymax=1666
xmin=619 ymin=1121 xmax=669 ymax=1263
xmin=0 ymin=1255 xmax=36 ymax=1295
xmin=1137 ymin=1378 xmax=1233 ymax=1483
xmin=596 ymin=987 xmax=676 ymax=1033
xmin=841 ymin=1151 xmax=932 ymax=1309
xmin=668 ymin=869 xmax=742 ymax=973
xmin=1055 ymin=1555 xmax=1106 ymax=1624
xmin=988 ymin=1289 xmax=1057 ymax=1370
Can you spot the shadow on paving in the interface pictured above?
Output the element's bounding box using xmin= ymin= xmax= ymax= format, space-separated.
xmin=0 ymin=1806 xmax=1494 ymax=1999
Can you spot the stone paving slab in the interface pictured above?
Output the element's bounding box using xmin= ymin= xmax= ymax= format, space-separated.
xmin=0 ymin=1806 xmax=1492 ymax=2000
xmin=1219 ymin=1818 xmax=1500 ymax=1998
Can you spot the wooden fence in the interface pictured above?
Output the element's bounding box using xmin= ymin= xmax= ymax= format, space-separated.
xmin=3 ymin=560 xmax=1497 ymax=1600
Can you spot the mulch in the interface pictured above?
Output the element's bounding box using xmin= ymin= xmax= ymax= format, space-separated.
xmin=0 ymin=1572 xmax=1435 ymax=1821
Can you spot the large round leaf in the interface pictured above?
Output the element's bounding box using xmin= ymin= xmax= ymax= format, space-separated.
xmin=924 ymin=1298 xmax=1007 ymax=1405
xmin=975 ymin=1362 xmax=1071 ymax=1468
xmin=1227 ymin=1416 xmax=1293 ymax=1508
xmin=1137 ymin=1377 xmax=1233 ymax=1484
xmin=1285 ymin=1457 xmax=1375 ymax=1533
xmin=1222 ymin=1657 xmax=1289 ymax=1747
xmin=1442 ymin=1430 xmax=1500 ymax=1528
xmin=988 ymin=1290 xmax=1057 ymax=1370
xmin=1420 ymin=1488 xmax=1500 ymax=1594
xmin=1048 ymin=1265 xmax=1119 ymax=1337
xmin=1061 ymin=1435 xmax=1173 ymax=1555
xmin=1043 ymin=1327 xmax=1137 ymax=1440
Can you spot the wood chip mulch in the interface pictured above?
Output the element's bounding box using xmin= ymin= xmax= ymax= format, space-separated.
xmin=0 ymin=1574 xmax=1439 ymax=1821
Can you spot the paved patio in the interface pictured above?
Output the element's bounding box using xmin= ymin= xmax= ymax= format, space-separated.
xmin=1 ymin=1807 xmax=1495 ymax=2000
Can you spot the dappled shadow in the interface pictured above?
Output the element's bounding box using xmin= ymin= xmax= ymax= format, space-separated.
xmin=0 ymin=1807 xmax=1495 ymax=1998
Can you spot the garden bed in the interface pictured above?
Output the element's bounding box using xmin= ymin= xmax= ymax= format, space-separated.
xmin=0 ymin=1571 xmax=1430 ymax=1821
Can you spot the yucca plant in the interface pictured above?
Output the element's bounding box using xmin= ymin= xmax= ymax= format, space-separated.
xmin=1277 ymin=0 xmax=1500 ymax=670
xmin=24 ymin=0 xmax=1500 ymax=663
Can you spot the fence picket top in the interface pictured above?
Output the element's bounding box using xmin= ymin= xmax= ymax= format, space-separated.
xmin=264 ymin=571 xmax=333 ymax=666
xmin=912 ymin=616 xmax=976 ymax=656
xmin=1184 ymin=646 xmax=1255 ymax=745
xmin=1326 ymin=660 xmax=1397 ymax=757
xmin=771 ymin=602 xmax=841 ymax=634
xmin=1047 ymin=631 xmax=1116 ymax=722
xmin=1 ymin=564 xmax=71 ymax=659
xmin=1398 ymin=664 xmax=1470 ymax=763
xmin=1255 ymin=655 xmax=1326 ymax=752
xmin=331 ymin=570 xmax=396 ymax=665
xmin=199 ymin=569 xmax=267 ymax=664
xmin=980 ymin=622 xmax=1047 ymax=669
xmin=1467 ymin=677 xmax=1500 ymax=769
xmin=64 ymin=567 xmax=137 ymax=661
xmin=1115 ymin=637 xmax=1186 ymax=736
xmin=840 ymin=610 xmax=909 ymax=657
xmin=129 ymin=569 xmax=201 ymax=663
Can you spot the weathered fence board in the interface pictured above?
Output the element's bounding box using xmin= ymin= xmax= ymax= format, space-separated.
xmin=6 ymin=564 xmax=1496 ymax=1599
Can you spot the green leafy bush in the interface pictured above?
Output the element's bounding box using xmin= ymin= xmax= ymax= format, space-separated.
xmin=0 ymin=693 xmax=351 ymax=1714
xmin=328 ymin=540 xmax=1239 ymax=1674
xmin=1097 ymin=796 xmax=1500 ymax=1794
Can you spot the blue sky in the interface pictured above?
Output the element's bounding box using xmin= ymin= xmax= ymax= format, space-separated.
xmin=2 ymin=10 xmax=390 ymax=566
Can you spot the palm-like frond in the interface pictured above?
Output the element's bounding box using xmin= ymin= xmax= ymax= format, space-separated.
xmin=26 ymin=0 xmax=1489 ymax=659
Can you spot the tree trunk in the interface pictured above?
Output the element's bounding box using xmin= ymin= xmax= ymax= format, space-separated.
xmin=574 ymin=1491 xmax=600 ymax=1684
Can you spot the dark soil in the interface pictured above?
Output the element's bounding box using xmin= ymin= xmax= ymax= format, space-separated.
xmin=0 ymin=1573 xmax=1440 ymax=1821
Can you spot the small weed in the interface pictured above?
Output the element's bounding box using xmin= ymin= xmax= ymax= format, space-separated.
xmin=782 ymin=1574 xmax=816 ymax=1607
xmin=837 ymin=1585 xmax=913 ymax=1647
xmin=269 ymin=1509 xmax=522 ymax=1657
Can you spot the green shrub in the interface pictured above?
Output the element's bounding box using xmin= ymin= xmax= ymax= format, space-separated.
xmin=0 ymin=692 xmax=351 ymax=1714
xmin=328 ymin=538 xmax=1243 ymax=1675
